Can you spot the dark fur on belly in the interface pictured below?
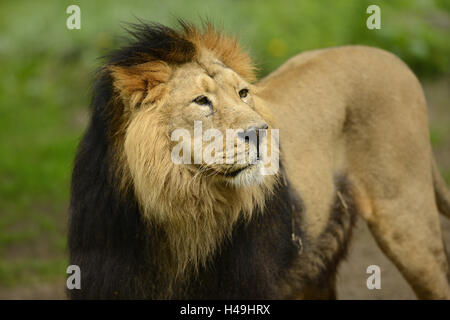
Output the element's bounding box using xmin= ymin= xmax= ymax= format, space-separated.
xmin=284 ymin=176 xmax=357 ymax=299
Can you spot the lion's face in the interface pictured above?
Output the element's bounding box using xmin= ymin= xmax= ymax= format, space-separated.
xmin=165 ymin=56 xmax=270 ymax=186
xmin=120 ymin=52 xmax=274 ymax=190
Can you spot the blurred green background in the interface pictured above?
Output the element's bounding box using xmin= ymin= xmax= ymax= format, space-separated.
xmin=0 ymin=0 xmax=449 ymax=298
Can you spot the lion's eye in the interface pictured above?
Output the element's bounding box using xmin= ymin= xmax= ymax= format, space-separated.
xmin=193 ymin=95 xmax=211 ymax=106
xmin=239 ymin=88 xmax=249 ymax=99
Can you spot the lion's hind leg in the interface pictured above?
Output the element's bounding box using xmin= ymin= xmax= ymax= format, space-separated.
xmin=362 ymin=180 xmax=450 ymax=299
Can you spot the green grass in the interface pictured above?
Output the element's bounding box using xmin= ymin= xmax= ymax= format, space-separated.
xmin=0 ymin=259 xmax=68 ymax=287
xmin=0 ymin=0 xmax=449 ymax=288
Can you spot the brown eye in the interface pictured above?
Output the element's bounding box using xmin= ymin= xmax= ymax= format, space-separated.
xmin=193 ymin=95 xmax=211 ymax=106
xmin=239 ymin=88 xmax=249 ymax=99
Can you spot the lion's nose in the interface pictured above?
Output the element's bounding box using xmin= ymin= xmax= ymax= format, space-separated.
xmin=248 ymin=123 xmax=269 ymax=133
xmin=238 ymin=123 xmax=268 ymax=161
xmin=240 ymin=123 xmax=269 ymax=142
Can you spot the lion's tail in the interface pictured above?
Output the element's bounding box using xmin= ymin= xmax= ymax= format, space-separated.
xmin=432 ymin=157 xmax=450 ymax=218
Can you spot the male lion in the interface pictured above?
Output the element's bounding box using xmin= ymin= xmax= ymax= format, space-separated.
xmin=69 ymin=21 xmax=450 ymax=299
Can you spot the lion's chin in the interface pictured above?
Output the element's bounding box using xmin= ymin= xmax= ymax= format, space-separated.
xmin=226 ymin=162 xmax=264 ymax=188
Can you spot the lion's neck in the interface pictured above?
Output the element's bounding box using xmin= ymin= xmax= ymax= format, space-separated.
xmin=145 ymin=179 xmax=272 ymax=281
xmin=124 ymin=148 xmax=278 ymax=287
xmin=139 ymin=172 xmax=300 ymax=299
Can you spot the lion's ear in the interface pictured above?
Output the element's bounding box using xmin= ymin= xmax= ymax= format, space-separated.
xmin=109 ymin=61 xmax=171 ymax=109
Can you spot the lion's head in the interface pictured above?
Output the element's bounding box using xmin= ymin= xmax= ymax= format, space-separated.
xmin=93 ymin=21 xmax=279 ymax=276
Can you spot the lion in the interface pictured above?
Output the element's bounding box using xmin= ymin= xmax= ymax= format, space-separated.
xmin=68 ymin=21 xmax=450 ymax=299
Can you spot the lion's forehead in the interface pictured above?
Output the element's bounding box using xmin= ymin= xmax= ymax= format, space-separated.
xmin=170 ymin=60 xmax=241 ymax=93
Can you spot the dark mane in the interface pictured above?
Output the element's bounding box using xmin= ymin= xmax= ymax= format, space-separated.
xmin=108 ymin=21 xmax=196 ymax=67
xmin=67 ymin=22 xmax=196 ymax=299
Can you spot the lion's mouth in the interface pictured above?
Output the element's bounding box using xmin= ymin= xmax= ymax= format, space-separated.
xmin=221 ymin=165 xmax=253 ymax=177
xmin=206 ymin=164 xmax=254 ymax=178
